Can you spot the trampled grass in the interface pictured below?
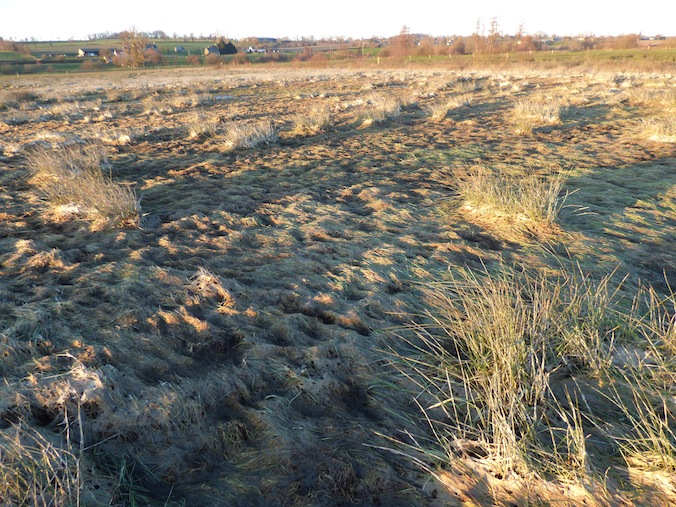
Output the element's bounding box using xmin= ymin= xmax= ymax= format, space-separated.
xmin=0 ymin=65 xmax=674 ymax=506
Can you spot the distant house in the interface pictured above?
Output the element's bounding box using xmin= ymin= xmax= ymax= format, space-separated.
xmin=78 ymin=48 xmax=100 ymax=57
xmin=204 ymin=46 xmax=220 ymax=56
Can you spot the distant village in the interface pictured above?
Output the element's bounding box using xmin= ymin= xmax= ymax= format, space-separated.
xmin=73 ymin=30 xmax=672 ymax=62
xmin=1 ymin=26 xmax=672 ymax=72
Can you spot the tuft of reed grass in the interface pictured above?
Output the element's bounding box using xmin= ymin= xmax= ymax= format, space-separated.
xmin=512 ymin=96 xmax=567 ymax=133
xmin=26 ymin=142 xmax=141 ymax=229
xmin=291 ymin=108 xmax=330 ymax=136
xmin=0 ymin=425 xmax=81 ymax=507
xmin=359 ymin=93 xmax=401 ymax=126
xmin=187 ymin=110 xmax=221 ymax=139
xmin=425 ymin=94 xmax=472 ymax=121
xmin=455 ymin=165 xmax=568 ymax=230
xmin=642 ymin=117 xmax=676 ymax=143
xmin=390 ymin=262 xmax=676 ymax=499
xmin=223 ymin=120 xmax=277 ymax=150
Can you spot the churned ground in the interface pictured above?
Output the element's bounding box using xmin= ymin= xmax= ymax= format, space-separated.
xmin=1 ymin=65 xmax=674 ymax=506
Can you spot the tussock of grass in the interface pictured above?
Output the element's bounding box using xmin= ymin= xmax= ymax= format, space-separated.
xmin=0 ymin=424 xmax=81 ymax=507
xmin=172 ymin=91 xmax=207 ymax=109
xmin=642 ymin=117 xmax=676 ymax=142
xmin=291 ymin=108 xmax=330 ymax=136
xmin=426 ymin=94 xmax=472 ymax=120
xmin=0 ymin=89 xmax=40 ymax=110
xmin=26 ymin=142 xmax=141 ymax=229
xmin=625 ymin=87 xmax=676 ymax=110
xmin=223 ymin=120 xmax=277 ymax=149
xmin=425 ymin=100 xmax=452 ymax=121
xmin=512 ymin=96 xmax=567 ymax=133
xmin=142 ymin=93 xmax=173 ymax=115
xmin=187 ymin=110 xmax=220 ymax=139
xmin=391 ymin=263 xmax=676 ymax=501
xmin=359 ymin=93 xmax=401 ymax=126
xmin=455 ymin=165 xmax=568 ymax=231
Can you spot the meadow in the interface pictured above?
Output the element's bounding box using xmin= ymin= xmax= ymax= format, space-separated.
xmin=0 ymin=62 xmax=675 ymax=506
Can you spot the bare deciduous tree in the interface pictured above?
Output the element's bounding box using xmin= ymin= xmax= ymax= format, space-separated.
xmin=120 ymin=28 xmax=148 ymax=68
xmin=391 ymin=25 xmax=415 ymax=57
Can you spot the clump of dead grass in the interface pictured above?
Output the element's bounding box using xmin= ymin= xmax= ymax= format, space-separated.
xmin=359 ymin=93 xmax=401 ymax=127
xmin=391 ymin=263 xmax=676 ymax=502
xmin=512 ymin=96 xmax=567 ymax=133
xmin=425 ymin=94 xmax=472 ymax=121
xmin=26 ymin=142 xmax=141 ymax=229
xmin=642 ymin=117 xmax=676 ymax=143
xmin=0 ymin=424 xmax=81 ymax=507
xmin=455 ymin=165 xmax=568 ymax=231
xmin=291 ymin=108 xmax=330 ymax=136
xmin=0 ymin=89 xmax=40 ymax=110
xmin=223 ymin=120 xmax=277 ymax=150
xmin=187 ymin=110 xmax=221 ymax=139
xmin=624 ymin=87 xmax=676 ymax=111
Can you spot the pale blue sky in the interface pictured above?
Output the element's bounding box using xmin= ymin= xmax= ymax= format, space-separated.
xmin=0 ymin=0 xmax=673 ymax=41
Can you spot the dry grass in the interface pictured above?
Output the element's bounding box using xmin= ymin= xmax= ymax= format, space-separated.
xmin=26 ymin=142 xmax=141 ymax=229
xmin=291 ymin=108 xmax=330 ymax=136
xmin=512 ymin=96 xmax=567 ymax=133
xmin=1 ymin=66 xmax=675 ymax=507
xmin=391 ymin=263 xmax=676 ymax=503
xmin=223 ymin=120 xmax=278 ymax=149
xmin=642 ymin=117 xmax=676 ymax=142
xmin=455 ymin=165 xmax=568 ymax=231
xmin=359 ymin=93 xmax=402 ymax=126
xmin=0 ymin=425 xmax=81 ymax=507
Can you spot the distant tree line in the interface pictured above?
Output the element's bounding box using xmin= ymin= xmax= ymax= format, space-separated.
xmin=382 ymin=20 xmax=674 ymax=57
xmin=87 ymin=30 xmax=169 ymax=40
xmin=0 ymin=38 xmax=32 ymax=54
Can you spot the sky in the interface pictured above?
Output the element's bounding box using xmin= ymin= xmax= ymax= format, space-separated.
xmin=0 ymin=0 xmax=674 ymax=41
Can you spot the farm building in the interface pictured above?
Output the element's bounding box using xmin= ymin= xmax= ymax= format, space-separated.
xmin=78 ymin=48 xmax=100 ymax=57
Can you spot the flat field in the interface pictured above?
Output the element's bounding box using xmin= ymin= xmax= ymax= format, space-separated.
xmin=1 ymin=65 xmax=675 ymax=506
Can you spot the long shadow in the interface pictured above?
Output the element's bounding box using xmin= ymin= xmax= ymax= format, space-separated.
xmin=561 ymin=154 xmax=676 ymax=292
xmin=7 ymin=75 xmax=673 ymax=504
